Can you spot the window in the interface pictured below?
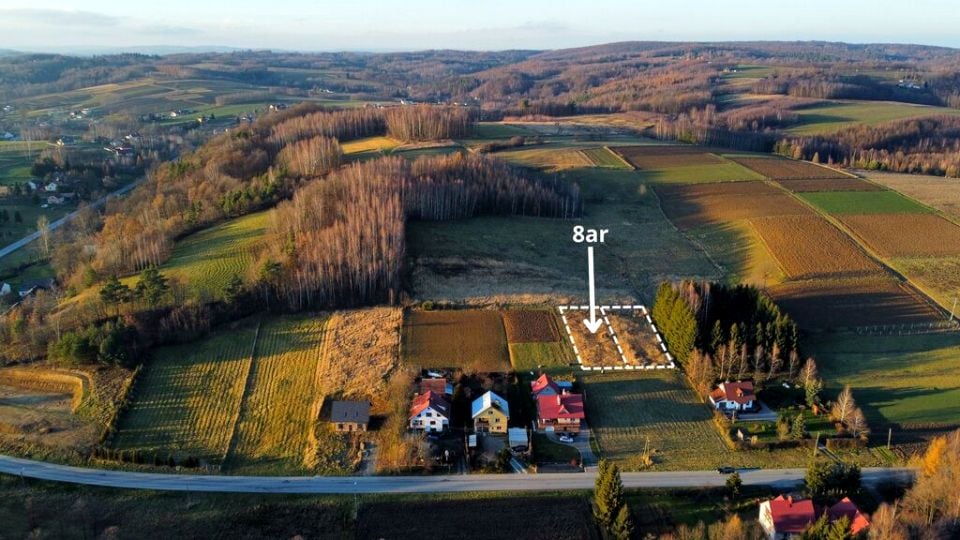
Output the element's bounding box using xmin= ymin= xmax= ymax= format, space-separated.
xmin=337 ymin=423 xmax=343 ymax=430
xmin=426 ymin=412 xmax=432 ymax=417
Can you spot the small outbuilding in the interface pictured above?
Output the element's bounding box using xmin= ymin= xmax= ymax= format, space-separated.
xmin=330 ymin=400 xmax=370 ymax=432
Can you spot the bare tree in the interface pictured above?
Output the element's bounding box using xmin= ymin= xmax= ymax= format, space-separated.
xmin=37 ymin=215 xmax=50 ymax=256
xmin=831 ymin=385 xmax=856 ymax=426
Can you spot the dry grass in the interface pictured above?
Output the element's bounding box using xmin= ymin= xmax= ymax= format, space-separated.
xmin=340 ymin=136 xmax=400 ymax=155
xmin=729 ymin=157 xmax=851 ymax=179
xmin=891 ymin=257 xmax=960 ymax=312
xmin=606 ymin=311 xmax=668 ymax=366
xmin=497 ymin=146 xmax=594 ymax=171
xmin=566 ymin=314 xmax=622 ymax=366
xmin=656 ymin=181 xmax=811 ymax=229
xmin=750 ymin=215 xmax=886 ymax=279
xmin=840 ymin=214 xmax=960 ymax=257
xmin=502 ymin=309 xmax=563 ymax=343
xmin=866 ymin=171 xmax=960 ymax=219
xmin=769 ymin=277 xmax=941 ymax=330
xmin=776 ymin=177 xmax=884 ymax=192
xmin=401 ymin=309 xmax=509 ymax=372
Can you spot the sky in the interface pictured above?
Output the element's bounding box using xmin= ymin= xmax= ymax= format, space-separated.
xmin=1 ymin=0 xmax=959 ymax=53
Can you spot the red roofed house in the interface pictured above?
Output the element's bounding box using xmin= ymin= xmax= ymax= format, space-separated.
xmin=709 ymin=381 xmax=756 ymax=412
xmin=536 ymin=391 xmax=585 ymax=434
xmin=826 ymin=497 xmax=870 ymax=536
xmin=530 ymin=373 xmax=561 ymax=397
xmin=420 ymin=377 xmax=451 ymax=396
xmin=409 ymin=391 xmax=451 ymax=433
xmin=759 ymin=495 xmax=817 ymax=539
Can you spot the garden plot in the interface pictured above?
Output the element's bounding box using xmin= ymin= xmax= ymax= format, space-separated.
xmin=557 ymin=305 xmax=674 ymax=370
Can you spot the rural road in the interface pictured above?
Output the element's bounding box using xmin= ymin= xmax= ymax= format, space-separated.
xmin=0 ymin=455 xmax=916 ymax=494
xmin=0 ymin=178 xmax=143 ymax=261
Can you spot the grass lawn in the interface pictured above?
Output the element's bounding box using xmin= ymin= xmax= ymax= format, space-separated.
xmin=634 ymin=161 xmax=765 ymax=184
xmin=805 ymin=332 xmax=960 ymax=428
xmin=509 ymin=342 xmax=575 ymax=371
xmin=799 ymin=190 xmax=932 ymax=215
xmin=786 ymin=100 xmax=960 ymax=135
xmin=532 ymin=432 xmax=580 ymax=464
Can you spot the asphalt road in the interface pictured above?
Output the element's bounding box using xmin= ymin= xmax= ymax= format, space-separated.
xmin=0 ymin=455 xmax=915 ymax=494
xmin=0 ymin=179 xmax=143 ymax=261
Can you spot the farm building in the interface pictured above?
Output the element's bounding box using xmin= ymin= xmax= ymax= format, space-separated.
xmin=709 ymin=381 xmax=756 ymax=412
xmin=471 ymin=391 xmax=509 ymax=434
xmin=330 ymin=400 xmax=370 ymax=432
xmin=409 ymin=390 xmax=451 ymax=433
xmin=758 ymin=495 xmax=816 ymax=539
xmin=535 ymin=391 xmax=585 ymax=433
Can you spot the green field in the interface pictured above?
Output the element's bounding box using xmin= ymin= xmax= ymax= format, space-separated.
xmin=111 ymin=322 xmax=258 ymax=464
xmin=805 ymin=333 xmax=960 ymax=428
xmin=468 ymin=123 xmax=537 ymax=139
xmin=786 ymin=100 xmax=960 ymax=135
xmin=508 ymin=342 xmax=574 ymax=371
xmin=799 ymin=190 xmax=932 ymax=214
xmin=155 ymin=211 xmax=268 ymax=299
xmin=634 ymin=161 xmax=766 ymax=184
xmin=581 ymin=147 xmax=633 ymax=169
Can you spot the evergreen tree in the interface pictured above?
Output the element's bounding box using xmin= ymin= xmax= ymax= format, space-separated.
xmin=792 ymin=413 xmax=806 ymax=440
xmin=223 ymin=273 xmax=245 ymax=304
xmin=610 ymin=504 xmax=635 ymax=540
xmin=726 ymin=471 xmax=742 ymax=499
xmin=99 ymin=275 xmax=131 ymax=307
xmin=134 ymin=267 xmax=169 ymax=307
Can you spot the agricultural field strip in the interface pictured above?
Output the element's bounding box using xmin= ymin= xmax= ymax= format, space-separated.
xmin=556 ymin=305 xmax=675 ymax=371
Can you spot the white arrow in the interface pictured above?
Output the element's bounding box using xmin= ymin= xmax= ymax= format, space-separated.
xmin=583 ymin=246 xmax=603 ymax=334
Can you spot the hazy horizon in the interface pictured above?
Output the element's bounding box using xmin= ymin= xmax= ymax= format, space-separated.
xmin=2 ymin=0 xmax=960 ymax=54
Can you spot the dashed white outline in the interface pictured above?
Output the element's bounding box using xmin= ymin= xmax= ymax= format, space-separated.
xmin=557 ymin=304 xmax=676 ymax=372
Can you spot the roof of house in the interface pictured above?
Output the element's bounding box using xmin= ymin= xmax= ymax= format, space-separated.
xmin=710 ymin=381 xmax=755 ymax=405
xmin=18 ymin=278 xmax=55 ymax=292
xmin=530 ymin=373 xmax=560 ymax=395
xmin=764 ymin=495 xmax=816 ymax=534
xmin=409 ymin=391 xmax=451 ymax=420
xmin=537 ymin=392 xmax=585 ymax=421
xmin=827 ymin=497 xmax=870 ymax=534
xmin=471 ymin=391 xmax=509 ymax=419
xmin=330 ymin=400 xmax=370 ymax=424
xmin=420 ymin=378 xmax=448 ymax=395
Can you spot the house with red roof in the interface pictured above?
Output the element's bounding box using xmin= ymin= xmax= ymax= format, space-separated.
xmin=530 ymin=373 xmax=561 ymax=397
xmin=536 ymin=391 xmax=585 ymax=433
xmin=409 ymin=391 xmax=451 ymax=433
xmin=759 ymin=495 xmax=817 ymax=539
xmin=420 ymin=377 xmax=452 ymax=396
xmin=826 ymin=497 xmax=870 ymax=536
xmin=709 ymin=381 xmax=756 ymax=412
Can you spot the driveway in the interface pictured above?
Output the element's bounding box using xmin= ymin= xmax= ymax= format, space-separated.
xmin=732 ymin=401 xmax=777 ymax=423
xmin=548 ymin=424 xmax=598 ymax=469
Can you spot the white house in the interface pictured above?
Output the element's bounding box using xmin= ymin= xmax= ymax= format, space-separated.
xmin=709 ymin=381 xmax=756 ymax=412
xmin=409 ymin=390 xmax=451 ymax=433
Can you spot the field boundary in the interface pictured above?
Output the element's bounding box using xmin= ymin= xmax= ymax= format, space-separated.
xmin=557 ymin=305 xmax=676 ymax=371
xmin=220 ymin=318 xmax=263 ymax=471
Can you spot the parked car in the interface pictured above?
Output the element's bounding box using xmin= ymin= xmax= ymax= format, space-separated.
xmin=558 ymin=434 xmax=575 ymax=443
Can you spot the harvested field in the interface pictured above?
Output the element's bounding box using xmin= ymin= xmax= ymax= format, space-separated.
xmin=401 ymin=310 xmax=510 ymax=372
xmin=800 ymin=190 xmax=932 ymax=215
xmin=770 ymin=278 xmax=941 ymax=330
xmin=582 ymin=146 xmax=632 ymax=169
xmin=729 ymin=157 xmax=850 ymax=179
xmin=612 ymin=145 xmax=723 ymax=168
xmin=867 ymin=171 xmax=960 ymax=219
xmin=839 ymin=214 xmax=960 ymax=257
xmin=225 ymin=316 xmax=332 ymax=475
xmin=655 ymin=181 xmax=811 ymax=229
xmin=750 ymin=215 xmax=885 ymax=279
xmin=357 ymin=496 xmax=595 ymax=540
xmin=606 ymin=311 xmax=669 ymax=365
xmin=776 ymin=177 xmax=884 ymax=192
xmin=502 ymin=309 xmax=562 ymax=343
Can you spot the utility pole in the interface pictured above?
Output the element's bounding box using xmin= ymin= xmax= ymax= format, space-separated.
xmin=812 ymin=432 xmax=821 ymax=459
xmin=887 ymin=427 xmax=893 ymax=449
xmin=950 ymin=296 xmax=958 ymax=323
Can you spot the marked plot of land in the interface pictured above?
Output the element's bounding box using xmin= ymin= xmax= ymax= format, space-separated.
xmin=558 ymin=305 xmax=671 ymax=369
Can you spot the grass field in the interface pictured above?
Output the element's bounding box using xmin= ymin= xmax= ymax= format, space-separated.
xmin=145 ymin=211 xmax=268 ymax=300
xmin=497 ymin=146 xmax=594 ymax=171
xmin=687 ymin=221 xmax=785 ymax=287
xmin=469 ymin=123 xmax=537 ymax=139
xmin=866 ymin=171 xmax=960 ymax=219
xmin=750 ymin=215 xmax=885 ymax=279
xmin=806 ymin=333 xmax=960 ymax=428
xmin=401 ymin=310 xmax=510 ymax=372
xmin=655 ymin=181 xmax=811 ymax=229
xmin=799 ymin=190 xmax=932 ymax=214
xmin=581 ymin=147 xmax=633 ymax=169
xmin=890 ymin=257 xmax=960 ymax=310
xmin=839 ymin=213 xmax=960 ymax=257
xmin=634 ymin=162 xmax=765 ymax=184
xmin=224 ymin=316 xmax=332 ymax=475
xmin=341 ymin=136 xmax=400 ymax=156
xmin=112 ymin=322 xmax=258 ymax=464
xmin=785 ymin=100 xmax=960 ymax=135
xmin=728 ymin=157 xmax=850 ymax=180
xmin=508 ymin=342 xmax=575 ymax=371
xmin=775 ymin=177 xmax=884 ymax=192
